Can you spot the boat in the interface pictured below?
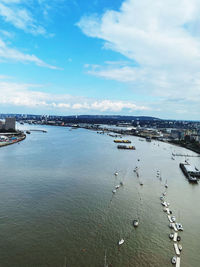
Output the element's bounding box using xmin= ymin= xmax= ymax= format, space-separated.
xmin=169 ymin=223 xmax=173 ymax=229
xmin=104 ymin=250 xmax=108 ymax=267
xmin=117 ymin=145 xmax=135 ymax=150
xmin=114 ymin=139 xmax=131 ymax=143
xmin=177 ymin=236 xmax=181 ymax=241
xmin=169 ymin=233 xmax=174 ymax=239
xmin=112 ymin=190 xmax=117 ymax=194
xmin=171 ymin=216 xmax=176 ymax=222
xmin=178 ymin=244 xmax=182 ymax=251
xmin=140 ymin=182 xmax=143 ymax=186
xmin=133 ymin=219 xmax=139 ymax=227
xmin=26 ymin=131 xmax=30 ymax=134
xmin=146 ymin=137 xmax=151 ymax=142
xmin=175 ymin=223 xmax=183 ymax=231
xmin=118 ymin=239 xmax=124 ymax=245
xmin=115 ymin=185 xmax=120 ymax=189
xmin=120 ymin=182 xmax=123 ymax=186
xmin=165 ymin=180 xmax=168 ymax=188
xmin=114 ymin=172 xmax=118 ymax=176
xmin=171 ymin=256 xmax=177 ymax=264
xmin=163 ymin=207 xmax=167 ymax=212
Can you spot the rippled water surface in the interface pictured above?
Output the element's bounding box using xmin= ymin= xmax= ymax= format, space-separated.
xmin=0 ymin=125 xmax=199 ymax=267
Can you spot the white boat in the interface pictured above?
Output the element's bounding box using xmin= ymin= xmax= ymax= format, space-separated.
xmin=178 ymin=244 xmax=182 ymax=251
xmin=171 ymin=216 xmax=176 ymax=222
xmin=112 ymin=189 xmax=117 ymax=194
xmin=114 ymin=172 xmax=118 ymax=176
xmin=118 ymin=239 xmax=124 ymax=245
xmin=115 ymin=185 xmax=120 ymax=189
xmin=175 ymin=223 xmax=183 ymax=231
xmin=104 ymin=250 xmax=108 ymax=267
xmin=133 ymin=219 xmax=139 ymax=227
xmin=169 ymin=233 xmax=174 ymax=239
xmin=171 ymin=256 xmax=177 ymax=264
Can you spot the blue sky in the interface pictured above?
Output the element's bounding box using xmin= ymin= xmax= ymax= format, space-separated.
xmin=0 ymin=0 xmax=200 ymax=119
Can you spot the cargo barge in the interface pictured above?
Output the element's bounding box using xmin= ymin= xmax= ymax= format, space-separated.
xmin=117 ymin=145 xmax=135 ymax=150
xmin=114 ymin=140 xmax=131 ymax=143
xmin=179 ymin=163 xmax=200 ymax=183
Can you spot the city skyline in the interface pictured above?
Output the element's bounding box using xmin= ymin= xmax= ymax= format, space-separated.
xmin=0 ymin=0 xmax=200 ymax=120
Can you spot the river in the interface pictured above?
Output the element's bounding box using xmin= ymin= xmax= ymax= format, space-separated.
xmin=0 ymin=125 xmax=199 ymax=267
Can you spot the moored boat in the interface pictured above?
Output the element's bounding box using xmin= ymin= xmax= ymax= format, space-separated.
xmin=118 ymin=239 xmax=124 ymax=245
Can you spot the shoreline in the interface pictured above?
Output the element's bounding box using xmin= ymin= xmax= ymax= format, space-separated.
xmin=0 ymin=134 xmax=26 ymax=148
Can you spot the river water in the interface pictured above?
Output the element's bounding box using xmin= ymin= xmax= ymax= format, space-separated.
xmin=0 ymin=125 xmax=199 ymax=267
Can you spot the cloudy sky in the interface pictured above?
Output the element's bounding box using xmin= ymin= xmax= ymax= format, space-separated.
xmin=0 ymin=0 xmax=200 ymax=119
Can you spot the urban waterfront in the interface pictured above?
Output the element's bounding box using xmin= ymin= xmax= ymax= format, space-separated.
xmin=0 ymin=125 xmax=199 ymax=267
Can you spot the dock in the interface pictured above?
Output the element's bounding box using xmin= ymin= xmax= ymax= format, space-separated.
xmin=30 ymin=129 xmax=47 ymax=133
xmin=176 ymin=257 xmax=180 ymax=267
xmin=173 ymin=153 xmax=200 ymax=157
xmin=174 ymin=243 xmax=180 ymax=256
xmin=173 ymin=232 xmax=178 ymax=242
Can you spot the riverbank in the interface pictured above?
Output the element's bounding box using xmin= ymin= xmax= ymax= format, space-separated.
xmin=0 ymin=132 xmax=26 ymax=147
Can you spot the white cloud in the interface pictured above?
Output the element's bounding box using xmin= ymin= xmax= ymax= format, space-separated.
xmin=78 ymin=0 xmax=200 ymax=116
xmin=0 ymin=1 xmax=46 ymax=35
xmin=0 ymin=78 xmax=149 ymax=113
xmin=0 ymin=38 xmax=60 ymax=69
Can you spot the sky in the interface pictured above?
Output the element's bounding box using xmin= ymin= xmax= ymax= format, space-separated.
xmin=0 ymin=0 xmax=200 ymax=119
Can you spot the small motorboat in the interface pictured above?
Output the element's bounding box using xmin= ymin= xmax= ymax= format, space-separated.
xmin=133 ymin=219 xmax=139 ymax=227
xmin=165 ymin=183 xmax=168 ymax=188
xmin=169 ymin=223 xmax=173 ymax=229
xmin=118 ymin=239 xmax=124 ymax=245
xmin=171 ymin=256 xmax=177 ymax=264
xmin=112 ymin=189 xmax=117 ymax=194
xmin=140 ymin=182 xmax=143 ymax=186
xmin=169 ymin=233 xmax=174 ymax=239
xmin=120 ymin=182 xmax=123 ymax=186
xmin=178 ymin=244 xmax=182 ymax=251
xmin=114 ymin=172 xmax=118 ymax=176
xmin=175 ymin=223 xmax=183 ymax=231
xmin=171 ymin=216 xmax=176 ymax=222
xmin=160 ymin=196 xmax=164 ymax=200
xmin=177 ymin=236 xmax=181 ymax=242
xmin=163 ymin=207 xmax=167 ymax=212
xmin=115 ymin=185 xmax=120 ymax=189
xmin=162 ymin=192 xmax=166 ymax=196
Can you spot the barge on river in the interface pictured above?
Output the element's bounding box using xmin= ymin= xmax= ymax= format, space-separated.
xmin=117 ymin=145 xmax=135 ymax=150
xmin=180 ymin=163 xmax=200 ymax=183
xmin=114 ymin=139 xmax=131 ymax=143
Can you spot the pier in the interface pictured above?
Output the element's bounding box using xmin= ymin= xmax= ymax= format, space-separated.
xmin=173 ymin=153 xmax=200 ymax=157
xmin=29 ymin=129 xmax=47 ymax=133
xmin=176 ymin=257 xmax=180 ymax=267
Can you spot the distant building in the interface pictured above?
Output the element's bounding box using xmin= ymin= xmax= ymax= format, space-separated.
xmin=5 ymin=117 xmax=16 ymax=131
